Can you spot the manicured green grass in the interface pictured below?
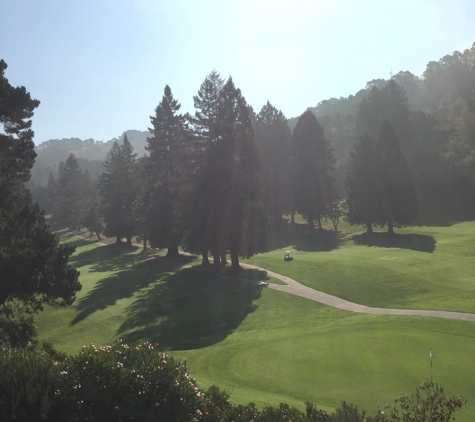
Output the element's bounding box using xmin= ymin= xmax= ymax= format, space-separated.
xmin=244 ymin=221 xmax=475 ymax=313
xmin=37 ymin=225 xmax=475 ymax=421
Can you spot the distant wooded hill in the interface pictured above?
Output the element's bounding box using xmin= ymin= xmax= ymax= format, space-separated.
xmin=31 ymin=130 xmax=150 ymax=185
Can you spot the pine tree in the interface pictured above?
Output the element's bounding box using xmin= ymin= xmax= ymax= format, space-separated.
xmin=54 ymin=153 xmax=86 ymax=229
xmin=345 ymin=133 xmax=383 ymax=233
xmin=44 ymin=171 xmax=57 ymax=214
xmin=0 ymin=60 xmax=80 ymax=308
xmin=377 ymin=121 xmax=418 ymax=233
xmin=146 ymin=85 xmax=188 ymax=258
xmin=182 ymin=71 xmax=225 ymax=266
xmin=254 ymin=102 xmax=292 ymax=224
xmin=292 ymin=110 xmax=335 ymax=230
xmin=211 ymin=77 xmax=266 ymax=269
xmin=346 ymin=122 xmax=417 ymax=234
xmin=99 ymin=135 xmax=138 ymax=246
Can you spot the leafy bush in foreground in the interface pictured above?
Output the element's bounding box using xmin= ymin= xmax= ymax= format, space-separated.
xmin=0 ymin=342 xmax=468 ymax=421
xmin=53 ymin=340 xmax=201 ymax=421
xmin=0 ymin=347 xmax=58 ymax=421
xmin=0 ymin=300 xmax=38 ymax=348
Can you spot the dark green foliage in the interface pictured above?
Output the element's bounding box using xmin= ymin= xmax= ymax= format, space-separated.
xmin=346 ymin=122 xmax=417 ymax=233
xmin=372 ymin=379 xmax=467 ymax=422
xmin=54 ymin=153 xmax=87 ymax=229
xmin=254 ymin=101 xmax=293 ymax=224
xmin=292 ymin=110 xmax=335 ymax=230
xmin=146 ymin=85 xmax=189 ymax=258
xmin=0 ymin=346 xmax=467 ymax=422
xmin=54 ymin=341 xmax=201 ymax=422
xmin=99 ymin=135 xmax=138 ymax=245
xmin=376 ymin=122 xmax=418 ymax=232
xmin=0 ymin=348 xmax=58 ymax=422
xmin=182 ymin=71 xmax=225 ymax=265
xmin=0 ymin=301 xmax=38 ymax=348
xmin=0 ymin=60 xmax=80 ymax=309
xmin=184 ymin=74 xmax=266 ymax=269
xmin=211 ymin=77 xmax=267 ymax=268
xmin=81 ymin=202 xmax=103 ymax=239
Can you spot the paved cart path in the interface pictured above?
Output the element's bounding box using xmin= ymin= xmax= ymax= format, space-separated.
xmin=73 ymin=234 xmax=475 ymax=322
xmin=238 ymin=263 xmax=475 ymax=322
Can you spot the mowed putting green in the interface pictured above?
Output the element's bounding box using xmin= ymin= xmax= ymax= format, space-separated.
xmin=37 ymin=224 xmax=475 ymax=421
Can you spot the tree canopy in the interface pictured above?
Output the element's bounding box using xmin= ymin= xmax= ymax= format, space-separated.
xmin=0 ymin=60 xmax=80 ymax=309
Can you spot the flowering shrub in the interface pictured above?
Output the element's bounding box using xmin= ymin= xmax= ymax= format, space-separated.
xmin=0 ymin=343 xmax=468 ymax=422
xmin=54 ymin=340 xmax=202 ymax=421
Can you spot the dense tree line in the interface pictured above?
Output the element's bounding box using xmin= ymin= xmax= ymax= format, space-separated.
xmin=28 ymin=41 xmax=475 ymax=253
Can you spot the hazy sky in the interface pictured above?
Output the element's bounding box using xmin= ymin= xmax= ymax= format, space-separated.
xmin=2 ymin=0 xmax=475 ymax=144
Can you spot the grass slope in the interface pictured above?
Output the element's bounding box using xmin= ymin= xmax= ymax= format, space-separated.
xmin=37 ymin=225 xmax=475 ymax=421
xmin=245 ymin=221 xmax=475 ymax=313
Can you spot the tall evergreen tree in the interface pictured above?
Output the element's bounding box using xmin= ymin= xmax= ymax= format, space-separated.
xmin=146 ymin=85 xmax=188 ymax=258
xmin=44 ymin=170 xmax=57 ymax=214
xmin=190 ymin=69 xmax=224 ymax=168
xmin=99 ymin=135 xmax=138 ymax=246
xmin=346 ymin=122 xmax=417 ymax=233
xmin=183 ymin=71 xmax=224 ymax=266
xmin=377 ymin=121 xmax=418 ymax=233
xmin=0 ymin=60 xmax=80 ymax=308
xmin=292 ymin=110 xmax=335 ymax=230
xmin=54 ymin=153 xmax=86 ymax=229
xmin=211 ymin=78 xmax=266 ymax=269
xmin=345 ymin=133 xmax=383 ymax=233
xmin=254 ymin=101 xmax=292 ymax=224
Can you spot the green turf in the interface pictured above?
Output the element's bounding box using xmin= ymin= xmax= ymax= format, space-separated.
xmin=244 ymin=221 xmax=475 ymax=313
xmin=37 ymin=226 xmax=475 ymax=421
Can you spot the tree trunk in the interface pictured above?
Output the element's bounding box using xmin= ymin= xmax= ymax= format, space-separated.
xmin=388 ymin=220 xmax=394 ymax=235
xmin=126 ymin=235 xmax=132 ymax=247
xmin=290 ymin=211 xmax=295 ymax=224
xmin=166 ymin=242 xmax=180 ymax=259
xmin=308 ymin=214 xmax=314 ymax=231
xmin=366 ymin=223 xmax=373 ymax=234
xmin=231 ymin=250 xmax=240 ymax=271
xmin=201 ymin=249 xmax=210 ymax=267
xmin=96 ymin=232 xmax=102 ymax=240
xmin=116 ymin=236 xmax=121 ymax=244
xmin=317 ymin=217 xmax=322 ymax=230
xmin=213 ymin=251 xmax=220 ymax=267
xmin=220 ymin=252 xmax=227 ymax=265
xmin=332 ymin=222 xmax=338 ymax=232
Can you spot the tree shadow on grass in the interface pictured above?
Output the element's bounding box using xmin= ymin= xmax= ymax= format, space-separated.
xmin=266 ymin=222 xmax=344 ymax=252
xmin=351 ymin=232 xmax=436 ymax=253
xmin=70 ymin=255 xmax=195 ymax=325
xmin=69 ymin=243 xmax=145 ymax=272
xmin=117 ymin=266 xmax=263 ymax=350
